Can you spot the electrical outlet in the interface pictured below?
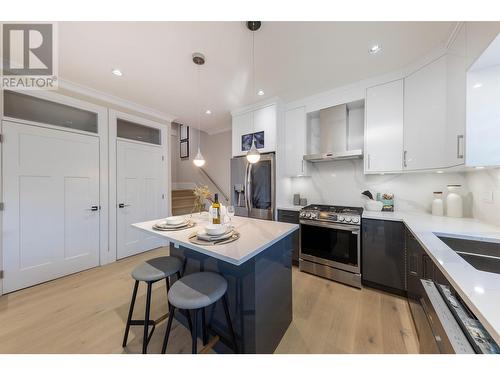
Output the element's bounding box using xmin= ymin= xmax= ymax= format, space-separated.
xmin=481 ymin=191 xmax=494 ymax=204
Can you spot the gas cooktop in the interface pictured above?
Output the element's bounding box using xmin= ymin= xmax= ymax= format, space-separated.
xmin=299 ymin=204 xmax=363 ymax=225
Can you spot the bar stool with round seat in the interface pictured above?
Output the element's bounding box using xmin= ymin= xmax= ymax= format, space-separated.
xmin=161 ymin=272 xmax=238 ymax=354
xmin=122 ymin=256 xmax=184 ymax=354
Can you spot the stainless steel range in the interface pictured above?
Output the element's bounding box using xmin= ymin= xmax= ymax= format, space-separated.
xmin=299 ymin=204 xmax=363 ymax=288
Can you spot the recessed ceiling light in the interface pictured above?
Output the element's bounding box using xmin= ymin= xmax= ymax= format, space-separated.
xmin=369 ymin=44 xmax=381 ymax=54
xmin=112 ymin=68 xmax=123 ymax=77
xmin=436 ymin=170 xmax=444 ymax=174
xmin=473 ymin=83 xmax=483 ymax=89
xmin=205 ymin=110 xmax=212 ymax=115
xmin=257 ymin=89 xmax=265 ymax=96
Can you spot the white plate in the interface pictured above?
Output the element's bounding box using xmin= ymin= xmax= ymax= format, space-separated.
xmin=165 ymin=216 xmax=186 ymax=225
xmin=197 ymin=229 xmax=233 ymax=242
xmin=205 ymin=224 xmax=227 ymax=236
xmin=155 ymin=219 xmax=189 ymax=229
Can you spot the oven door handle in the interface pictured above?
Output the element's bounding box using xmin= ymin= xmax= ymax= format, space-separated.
xmin=300 ymin=219 xmax=360 ymax=233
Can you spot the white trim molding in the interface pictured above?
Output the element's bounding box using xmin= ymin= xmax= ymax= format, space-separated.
xmin=60 ymin=79 xmax=178 ymax=124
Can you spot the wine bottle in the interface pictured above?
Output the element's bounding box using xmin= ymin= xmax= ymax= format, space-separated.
xmin=212 ymin=193 xmax=221 ymax=224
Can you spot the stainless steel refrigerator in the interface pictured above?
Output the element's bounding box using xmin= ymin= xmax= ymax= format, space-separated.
xmin=230 ymin=153 xmax=275 ymax=221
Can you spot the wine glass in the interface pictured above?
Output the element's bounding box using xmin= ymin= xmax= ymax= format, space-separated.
xmin=226 ymin=206 xmax=235 ymax=228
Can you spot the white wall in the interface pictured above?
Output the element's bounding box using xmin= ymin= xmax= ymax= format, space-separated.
xmin=288 ymin=159 xmax=472 ymax=215
xmin=171 ymin=123 xmax=232 ymax=202
xmin=465 ymin=168 xmax=500 ymax=226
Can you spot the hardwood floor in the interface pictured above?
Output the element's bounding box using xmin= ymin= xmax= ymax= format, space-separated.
xmin=0 ymin=248 xmax=418 ymax=354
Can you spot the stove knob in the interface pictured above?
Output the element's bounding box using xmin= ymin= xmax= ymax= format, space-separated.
xmin=352 ymin=217 xmax=359 ymax=224
xmin=338 ymin=215 xmax=344 ymax=222
xmin=305 ymin=212 xmax=311 ymax=218
xmin=344 ymin=216 xmax=352 ymax=223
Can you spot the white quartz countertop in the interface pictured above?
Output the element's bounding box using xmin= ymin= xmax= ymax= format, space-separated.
xmin=363 ymin=210 xmax=500 ymax=345
xmin=133 ymin=214 xmax=298 ymax=266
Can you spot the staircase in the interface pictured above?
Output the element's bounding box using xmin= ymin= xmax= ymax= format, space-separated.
xmin=171 ymin=189 xmax=196 ymax=216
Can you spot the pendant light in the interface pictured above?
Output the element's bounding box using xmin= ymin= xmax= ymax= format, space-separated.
xmin=246 ymin=21 xmax=261 ymax=164
xmin=192 ymin=52 xmax=206 ymax=168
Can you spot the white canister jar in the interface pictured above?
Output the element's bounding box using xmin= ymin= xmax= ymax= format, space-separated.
xmin=446 ymin=185 xmax=463 ymax=218
xmin=432 ymin=192 xmax=444 ymax=216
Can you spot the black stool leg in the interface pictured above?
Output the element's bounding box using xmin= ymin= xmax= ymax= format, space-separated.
xmin=183 ymin=309 xmax=193 ymax=334
xmin=176 ymin=271 xmax=181 ymax=281
xmin=123 ymin=280 xmax=139 ymax=347
xmin=142 ymin=281 xmax=153 ymax=354
xmin=161 ymin=305 xmax=176 ymax=354
xmin=201 ymin=308 xmax=208 ymax=345
xmin=192 ymin=309 xmax=199 ymax=354
xmin=222 ymin=294 xmax=238 ymax=354
xmin=165 ymin=277 xmax=171 ymax=311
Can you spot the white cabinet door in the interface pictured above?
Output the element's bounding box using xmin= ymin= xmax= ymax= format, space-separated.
xmin=365 ymin=80 xmax=404 ymax=173
xmin=116 ymin=140 xmax=167 ymax=259
xmin=446 ymin=23 xmax=467 ymax=167
xmin=231 ymin=111 xmax=253 ymax=157
xmin=284 ymin=106 xmax=308 ymax=176
xmin=231 ymin=104 xmax=277 ymax=157
xmin=2 ymin=121 xmax=100 ymax=293
xmin=253 ymin=104 xmax=277 ymax=154
xmin=404 ymin=55 xmax=448 ymax=171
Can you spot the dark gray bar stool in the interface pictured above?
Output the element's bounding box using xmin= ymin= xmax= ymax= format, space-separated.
xmin=122 ymin=256 xmax=183 ymax=354
xmin=161 ymin=272 xmax=238 ymax=354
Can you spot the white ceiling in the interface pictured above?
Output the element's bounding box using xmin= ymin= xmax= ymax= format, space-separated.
xmin=59 ymin=21 xmax=455 ymax=134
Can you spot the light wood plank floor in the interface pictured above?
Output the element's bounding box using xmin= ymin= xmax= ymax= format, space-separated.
xmin=0 ymin=248 xmax=418 ymax=354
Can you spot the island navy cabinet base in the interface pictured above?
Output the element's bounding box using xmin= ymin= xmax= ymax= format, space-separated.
xmin=277 ymin=209 xmax=300 ymax=266
xmin=361 ymin=219 xmax=406 ymax=295
xmin=169 ymin=232 xmax=295 ymax=354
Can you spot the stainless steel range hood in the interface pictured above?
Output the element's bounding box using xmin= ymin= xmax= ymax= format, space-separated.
xmin=303 ymin=103 xmax=363 ymax=162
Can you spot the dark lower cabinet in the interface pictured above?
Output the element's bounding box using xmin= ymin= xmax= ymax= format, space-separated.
xmin=361 ymin=218 xmax=406 ymax=294
xmin=406 ymin=227 xmax=452 ymax=353
xmin=277 ymin=209 xmax=300 ymax=266
xmin=406 ymin=228 xmax=450 ymax=299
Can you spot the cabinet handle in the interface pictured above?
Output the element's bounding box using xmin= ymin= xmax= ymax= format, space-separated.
xmin=367 ymin=154 xmax=371 ymax=170
xmin=403 ymin=150 xmax=408 ymax=168
xmin=457 ymin=135 xmax=464 ymax=159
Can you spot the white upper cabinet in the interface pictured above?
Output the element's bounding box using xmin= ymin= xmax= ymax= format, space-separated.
xmin=284 ymin=106 xmax=308 ymax=176
xmin=364 ymin=79 xmax=404 ymax=173
xmin=231 ymin=103 xmax=277 ymax=157
xmin=404 ymin=55 xmax=448 ymax=171
xmin=231 ymin=111 xmax=253 ymax=157
xmin=404 ymin=24 xmax=468 ymax=171
xmin=445 ymin=23 xmax=467 ymax=167
xmin=466 ymin=33 xmax=500 ymax=167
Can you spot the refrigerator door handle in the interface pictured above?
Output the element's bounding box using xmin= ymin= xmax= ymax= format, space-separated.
xmin=245 ymin=161 xmax=252 ymax=213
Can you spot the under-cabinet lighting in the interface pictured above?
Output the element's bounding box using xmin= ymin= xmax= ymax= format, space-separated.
xmin=112 ymin=68 xmax=123 ymax=77
xmin=473 ymin=83 xmax=483 ymax=89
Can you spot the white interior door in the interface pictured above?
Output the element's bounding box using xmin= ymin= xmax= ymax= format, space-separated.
xmin=116 ymin=140 xmax=166 ymax=259
xmin=2 ymin=121 xmax=100 ymax=293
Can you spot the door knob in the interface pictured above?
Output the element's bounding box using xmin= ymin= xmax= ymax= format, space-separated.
xmin=118 ymin=203 xmax=131 ymax=208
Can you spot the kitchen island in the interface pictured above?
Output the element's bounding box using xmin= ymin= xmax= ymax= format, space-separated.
xmin=133 ymin=214 xmax=299 ymax=354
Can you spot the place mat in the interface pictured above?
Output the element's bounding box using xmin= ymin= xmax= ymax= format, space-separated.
xmin=152 ymin=220 xmax=195 ymax=231
xmin=188 ymin=231 xmax=240 ymax=246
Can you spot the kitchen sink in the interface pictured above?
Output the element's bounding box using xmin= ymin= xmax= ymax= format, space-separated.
xmin=437 ymin=235 xmax=500 ymax=275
